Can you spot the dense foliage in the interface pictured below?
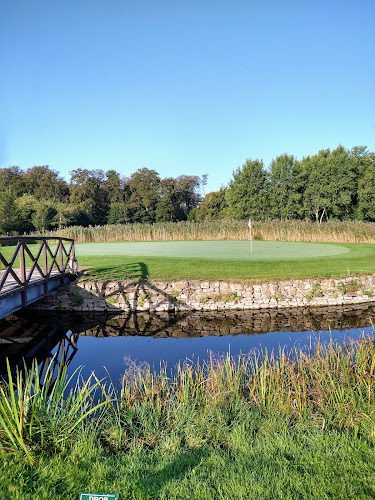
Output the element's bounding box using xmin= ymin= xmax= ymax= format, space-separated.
xmin=191 ymin=145 xmax=375 ymax=223
xmin=1 ymin=144 xmax=374 ymax=234
xmin=0 ymin=166 xmax=202 ymax=233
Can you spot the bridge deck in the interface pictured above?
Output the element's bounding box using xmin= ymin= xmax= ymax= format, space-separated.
xmin=0 ymin=268 xmax=61 ymax=297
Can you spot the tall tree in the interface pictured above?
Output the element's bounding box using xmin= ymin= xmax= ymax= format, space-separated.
xmin=105 ymin=169 xmax=125 ymax=204
xmin=156 ymin=178 xmax=180 ymax=222
xmin=268 ymin=155 xmax=304 ymax=219
xmin=0 ymin=166 xmax=25 ymax=197
xmin=175 ymin=175 xmax=201 ymax=218
xmin=24 ymin=166 xmax=68 ymax=201
xmin=226 ymin=159 xmax=269 ymax=220
xmin=354 ymin=146 xmax=375 ymax=220
xmin=189 ymin=189 xmax=228 ymax=221
xmin=128 ymin=168 xmax=161 ymax=223
xmin=69 ymin=169 xmax=109 ymax=224
xmin=302 ymin=146 xmax=358 ymax=222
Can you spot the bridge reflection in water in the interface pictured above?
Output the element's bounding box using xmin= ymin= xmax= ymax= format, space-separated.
xmin=1 ymin=304 xmax=375 ymax=386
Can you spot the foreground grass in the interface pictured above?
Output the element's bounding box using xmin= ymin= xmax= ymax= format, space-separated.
xmin=1 ymin=427 xmax=374 ymax=499
xmin=80 ymin=242 xmax=375 ymax=281
xmin=1 ymin=335 xmax=375 ymax=498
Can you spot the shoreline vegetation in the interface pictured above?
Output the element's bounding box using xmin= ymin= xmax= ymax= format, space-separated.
xmin=1 ymin=334 xmax=375 ymax=497
xmin=37 ymin=219 xmax=375 ymax=244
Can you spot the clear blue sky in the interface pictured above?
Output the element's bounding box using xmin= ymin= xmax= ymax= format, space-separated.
xmin=1 ymin=0 xmax=374 ymax=194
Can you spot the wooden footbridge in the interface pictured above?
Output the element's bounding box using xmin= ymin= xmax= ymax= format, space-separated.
xmin=0 ymin=236 xmax=76 ymax=320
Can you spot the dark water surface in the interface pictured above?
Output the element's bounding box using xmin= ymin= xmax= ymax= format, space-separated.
xmin=1 ymin=304 xmax=374 ymax=390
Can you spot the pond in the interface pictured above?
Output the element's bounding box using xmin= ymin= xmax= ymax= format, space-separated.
xmin=1 ymin=304 xmax=374 ymax=390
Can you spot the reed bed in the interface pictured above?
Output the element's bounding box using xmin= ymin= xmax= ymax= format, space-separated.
xmin=38 ymin=220 xmax=375 ymax=243
xmin=1 ymin=333 xmax=375 ymax=465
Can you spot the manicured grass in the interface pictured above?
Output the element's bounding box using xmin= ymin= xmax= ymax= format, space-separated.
xmin=2 ymin=241 xmax=375 ymax=281
xmin=75 ymin=240 xmax=351 ymax=259
xmin=78 ymin=242 xmax=375 ymax=282
xmin=1 ymin=427 xmax=374 ymax=499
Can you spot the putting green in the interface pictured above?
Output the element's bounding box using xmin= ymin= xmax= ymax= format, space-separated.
xmin=75 ymin=241 xmax=350 ymax=260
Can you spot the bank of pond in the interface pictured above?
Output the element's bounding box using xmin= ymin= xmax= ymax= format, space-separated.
xmin=0 ymin=306 xmax=375 ymax=498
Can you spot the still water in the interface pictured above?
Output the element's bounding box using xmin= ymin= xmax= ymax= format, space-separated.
xmin=1 ymin=305 xmax=374 ymax=390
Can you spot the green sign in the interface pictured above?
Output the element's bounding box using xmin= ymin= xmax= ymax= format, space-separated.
xmin=79 ymin=494 xmax=119 ymax=500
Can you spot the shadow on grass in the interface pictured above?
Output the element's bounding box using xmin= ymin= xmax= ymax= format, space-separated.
xmin=132 ymin=447 xmax=211 ymax=498
xmin=83 ymin=261 xmax=149 ymax=281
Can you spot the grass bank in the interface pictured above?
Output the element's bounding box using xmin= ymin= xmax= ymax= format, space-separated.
xmin=40 ymin=219 xmax=375 ymax=243
xmin=79 ymin=242 xmax=375 ymax=282
xmin=1 ymin=335 xmax=375 ymax=498
xmin=2 ymin=241 xmax=375 ymax=281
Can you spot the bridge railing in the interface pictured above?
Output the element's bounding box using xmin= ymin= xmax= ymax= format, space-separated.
xmin=0 ymin=237 xmax=75 ymax=303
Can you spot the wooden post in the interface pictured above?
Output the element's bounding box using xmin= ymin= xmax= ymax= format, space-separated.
xmin=19 ymin=240 xmax=27 ymax=307
xmin=43 ymin=240 xmax=48 ymax=294
xmin=59 ymin=239 xmax=64 ymax=283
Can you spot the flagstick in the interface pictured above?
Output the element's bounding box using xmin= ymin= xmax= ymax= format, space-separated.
xmin=248 ymin=218 xmax=253 ymax=253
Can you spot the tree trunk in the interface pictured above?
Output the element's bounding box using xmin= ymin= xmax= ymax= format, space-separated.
xmin=319 ymin=207 xmax=326 ymax=224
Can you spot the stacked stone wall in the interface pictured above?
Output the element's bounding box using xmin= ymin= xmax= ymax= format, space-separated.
xmin=30 ymin=275 xmax=375 ymax=313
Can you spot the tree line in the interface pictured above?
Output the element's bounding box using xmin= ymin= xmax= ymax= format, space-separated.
xmin=190 ymin=145 xmax=375 ymax=224
xmin=0 ymin=144 xmax=374 ymax=234
xmin=0 ymin=167 xmax=203 ymax=233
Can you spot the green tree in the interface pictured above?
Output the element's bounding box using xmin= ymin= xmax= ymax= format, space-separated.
xmin=268 ymin=155 xmax=304 ymax=219
xmin=69 ymin=169 xmax=109 ymax=225
xmin=14 ymin=194 xmax=39 ymax=233
xmin=302 ymin=146 xmax=358 ymax=222
xmin=0 ymin=166 xmax=26 ymax=197
xmin=189 ymin=189 xmax=228 ymax=221
xmin=51 ymin=202 xmax=76 ymax=229
xmin=24 ymin=166 xmax=68 ymax=201
xmin=31 ymin=201 xmax=57 ymax=232
xmin=175 ymin=175 xmax=201 ymax=218
xmin=128 ymin=168 xmax=161 ymax=223
xmin=354 ymin=147 xmax=375 ymax=220
xmin=226 ymin=159 xmax=269 ymax=220
xmin=0 ymin=191 xmax=20 ymax=233
xmin=156 ymin=178 xmax=181 ymax=222
xmin=107 ymin=203 xmax=133 ymax=224
xmin=105 ymin=170 xmax=125 ymax=204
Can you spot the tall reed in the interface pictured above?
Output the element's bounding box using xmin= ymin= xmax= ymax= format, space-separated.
xmin=38 ymin=220 xmax=375 ymax=243
xmin=1 ymin=334 xmax=374 ymax=462
xmin=118 ymin=334 xmax=375 ymax=444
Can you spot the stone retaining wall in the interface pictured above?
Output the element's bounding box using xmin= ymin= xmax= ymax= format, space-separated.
xmin=30 ymin=274 xmax=375 ymax=313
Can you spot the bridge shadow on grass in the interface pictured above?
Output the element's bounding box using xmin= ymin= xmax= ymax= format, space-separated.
xmin=83 ymin=261 xmax=149 ymax=281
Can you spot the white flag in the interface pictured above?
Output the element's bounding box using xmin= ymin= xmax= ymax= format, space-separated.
xmin=248 ymin=218 xmax=252 ymax=229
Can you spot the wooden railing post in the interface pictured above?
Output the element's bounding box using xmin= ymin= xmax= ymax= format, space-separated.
xmin=43 ymin=240 xmax=48 ymax=294
xmin=19 ymin=240 xmax=27 ymax=307
xmin=59 ymin=239 xmax=64 ymax=283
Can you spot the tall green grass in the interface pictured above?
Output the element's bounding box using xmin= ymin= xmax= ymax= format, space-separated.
xmin=0 ymin=360 xmax=108 ymax=464
xmin=1 ymin=334 xmax=374 ymax=466
xmin=38 ymin=220 xmax=375 ymax=243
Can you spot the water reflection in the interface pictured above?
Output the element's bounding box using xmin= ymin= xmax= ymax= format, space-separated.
xmin=1 ymin=304 xmax=375 ymax=387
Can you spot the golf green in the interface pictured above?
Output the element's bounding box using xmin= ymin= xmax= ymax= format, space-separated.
xmin=75 ymin=241 xmax=350 ymax=260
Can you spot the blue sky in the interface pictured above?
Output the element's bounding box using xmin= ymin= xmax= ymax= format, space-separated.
xmin=1 ymin=0 xmax=374 ymax=194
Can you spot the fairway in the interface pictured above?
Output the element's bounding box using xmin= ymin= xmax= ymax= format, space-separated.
xmin=76 ymin=240 xmax=350 ymax=260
